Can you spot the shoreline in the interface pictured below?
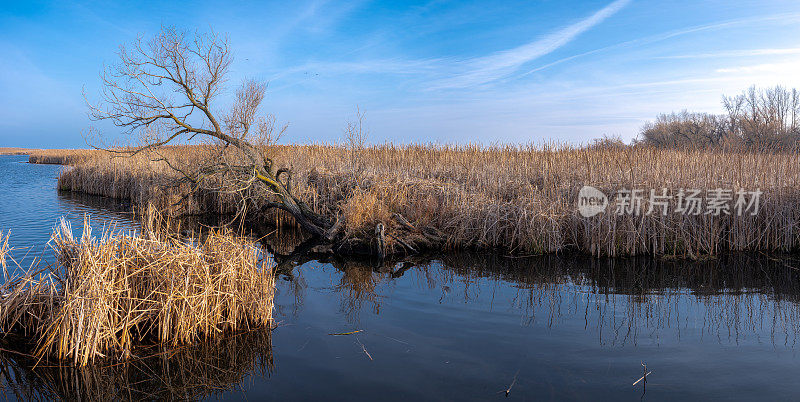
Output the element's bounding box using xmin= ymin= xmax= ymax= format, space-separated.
xmin=21 ymin=145 xmax=800 ymax=260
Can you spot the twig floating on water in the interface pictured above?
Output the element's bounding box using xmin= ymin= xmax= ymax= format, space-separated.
xmin=504 ymin=369 xmax=520 ymax=397
xmin=380 ymin=334 xmax=411 ymax=346
xmin=632 ymin=371 xmax=652 ymax=386
xmin=355 ymin=337 xmax=373 ymax=361
xmin=328 ymin=330 xmax=363 ymax=336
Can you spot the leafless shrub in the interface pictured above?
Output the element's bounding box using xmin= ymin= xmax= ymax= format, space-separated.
xmin=641 ymin=86 xmax=800 ymax=148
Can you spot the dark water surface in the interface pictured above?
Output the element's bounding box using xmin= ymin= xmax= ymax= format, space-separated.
xmin=2 ymin=154 xmax=800 ymax=401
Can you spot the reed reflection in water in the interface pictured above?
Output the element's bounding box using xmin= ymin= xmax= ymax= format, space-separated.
xmin=274 ymin=249 xmax=800 ymax=349
xmin=2 ymin=231 xmax=800 ymax=399
xmin=0 ymin=330 xmax=273 ymax=401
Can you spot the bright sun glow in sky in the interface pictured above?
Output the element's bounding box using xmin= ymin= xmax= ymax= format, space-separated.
xmin=3 ymin=0 xmax=800 ymax=147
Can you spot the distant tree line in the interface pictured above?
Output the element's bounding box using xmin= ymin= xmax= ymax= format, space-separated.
xmin=638 ymin=86 xmax=800 ymax=148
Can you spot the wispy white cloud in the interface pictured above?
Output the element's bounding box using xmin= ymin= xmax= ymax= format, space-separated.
xmin=233 ymin=0 xmax=367 ymax=72
xmin=264 ymin=57 xmax=445 ymax=93
xmin=281 ymin=58 xmax=444 ymax=77
xmin=659 ymin=48 xmax=800 ymax=59
xmin=290 ymin=0 xmax=367 ymax=34
xmin=650 ymin=12 xmax=800 ymax=43
xmin=279 ymin=3 xmax=800 ymax=92
xmin=429 ymin=0 xmax=631 ymax=89
xmin=715 ymin=60 xmax=800 ymax=74
xmin=264 ymin=4 xmax=800 ymax=145
xmin=511 ymin=13 xmax=800 ymax=78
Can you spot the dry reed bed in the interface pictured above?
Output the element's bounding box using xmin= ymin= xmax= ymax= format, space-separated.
xmin=0 ymin=148 xmax=36 ymax=156
xmin=27 ymin=149 xmax=102 ymax=165
xmin=0 ymin=212 xmax=275 ymax=367
xmin=49 ymin=145 xmax=800 ymax=257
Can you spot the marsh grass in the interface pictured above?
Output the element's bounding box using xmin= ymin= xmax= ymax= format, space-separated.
xmin=27 ymin=149 xmax=100 ymax=165
xmin=35 ymin=144 xmax=800 ymax=257
xmin=0 ymin=210 xmax=275 ymax=367
xmin=0 ymin=148 xmax=35 ymax=156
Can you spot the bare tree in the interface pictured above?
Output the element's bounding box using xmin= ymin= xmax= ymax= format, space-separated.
xmin=343 ymin=106 xmax=369 ymax=181
xmin=343 ymin=106 xmax=368 ymax=150
xmin=723 ymin=85 xmax=800 ymax=146
xmin=639 ymin=111 xmax=729 ymax=148
xmin=87 ymin=26 xmax=337 ymax=239
xmin=640 ymin=86 xmax=800 ymax=149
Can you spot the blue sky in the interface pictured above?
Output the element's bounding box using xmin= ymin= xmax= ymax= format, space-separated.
xmin=2 ymin=0 xmax=800 ymax=148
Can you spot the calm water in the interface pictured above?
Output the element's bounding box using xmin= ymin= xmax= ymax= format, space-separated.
xmin=0 ymin=155 xmax=139 ymax=266
xmin=2 ymin=154 xmax=800 ymax=400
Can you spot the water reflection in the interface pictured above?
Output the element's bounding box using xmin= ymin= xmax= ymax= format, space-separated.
xmin=6 ymin=249 xmax=798 ymax=400
xmin=56 ymin=190 xmax=137 ymax=222
xmin=271 ymin=249 xmax=800 ymax=348
xmin=0 ymin=330 xmax=272 ymax=401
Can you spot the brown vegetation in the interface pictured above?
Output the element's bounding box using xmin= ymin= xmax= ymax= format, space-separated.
xmin=0 ymin=148 xmax=36 ymax=155
xmin=27 ymin=149 xmax=101 ymax=165
xmin=40 ymin=143 xmax=800 ymax=258
xmin=0 ymin=211 xmax=275 ymax=366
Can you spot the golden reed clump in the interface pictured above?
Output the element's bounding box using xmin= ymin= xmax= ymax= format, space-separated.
xmin=36 ymin=144 xmax=800 ymax=257
xmin=0 ymin=211 xmax=275 ymax=367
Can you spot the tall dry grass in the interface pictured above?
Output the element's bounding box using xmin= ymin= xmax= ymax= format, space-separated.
xmin=27 ymin=149 xmax=101 ymax=165
xmin=0 ymin=211 xmax=275 ymax=366
xmin=47 ymin=144 xmax=800 ymax=257
xmin=0 ymin=147 xmax=36 ymax=155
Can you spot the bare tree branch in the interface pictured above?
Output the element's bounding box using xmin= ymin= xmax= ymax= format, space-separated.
xmin=87 ymin=26 xmax=335 ymax=239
